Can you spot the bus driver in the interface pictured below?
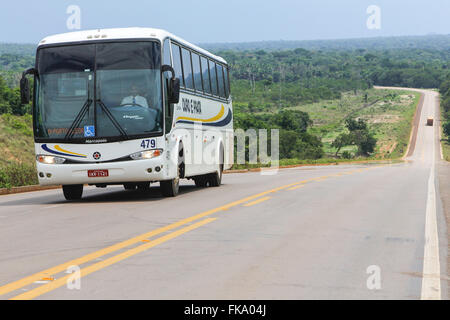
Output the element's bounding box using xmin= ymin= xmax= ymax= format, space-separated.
xmin=121 ymin=84 xmax=149 ymax=108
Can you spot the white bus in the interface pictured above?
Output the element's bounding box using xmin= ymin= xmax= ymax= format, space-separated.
xmin=20 ymin=28 xmax=233 ymax=200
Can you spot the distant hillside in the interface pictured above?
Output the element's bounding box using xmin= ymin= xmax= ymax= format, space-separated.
xmin=0 ymin=43 xmax=36 ymax=56
xmin=200 ymin=34 xmax=450 ymax=52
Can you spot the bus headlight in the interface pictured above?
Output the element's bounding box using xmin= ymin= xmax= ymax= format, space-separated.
xmin=37 ymin=155 xmax=67 ymax=164
xmin=130 ymin=149 xmax=163 ymax=160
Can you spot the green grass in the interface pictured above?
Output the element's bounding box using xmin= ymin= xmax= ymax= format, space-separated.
xmin=442 ymin=140 xmax=450 ymax=162
xmin=0 ymin=161 xmax=38 ymax=189
xmin=231 ymin=89 xmax=421 ymax=170
xmin=0 ymin=114 xmax=37 ymax=188
xmin=231 ymin=157 xmax=402 ymax=170
xmin=440 ymin=104 xmax=450 ymax=162
xmin=0 ymin=113 xmax=35 ymax=166
xmin=286 ymin=89 xmax=421 ymax=159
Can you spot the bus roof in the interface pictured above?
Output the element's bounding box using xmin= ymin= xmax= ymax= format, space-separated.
xmin=38 ymin=27 xmax=227 ymax=64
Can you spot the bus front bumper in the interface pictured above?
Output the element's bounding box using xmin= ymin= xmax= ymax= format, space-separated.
xmin=36 ymin=158 xmax=168 ymax=186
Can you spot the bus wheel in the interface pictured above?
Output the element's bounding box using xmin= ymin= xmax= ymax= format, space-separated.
xmin=160 ymin=177 xmax=179 ymax=197
xmin=62 ymin=185 xmax=83 ymax=201
xmin=209 ymin=165 xmax=223 ymax=187
xmin=194 ymin=176 xmax=208 ymax=187
xmin=161 ymin=146 xmax=183 ymax=197
xmin=124 ymin=183 xmax=137 ymax=190
xmin=210 ymin=147 xmax=224 ymax=187
xmin=160 ymin=164 xmax=181 ymax=197
xmin=137 ymin=182 xmax=151 ymax=191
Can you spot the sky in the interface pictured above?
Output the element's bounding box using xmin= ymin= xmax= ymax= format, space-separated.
xmin=0 ymin=0 xmax=449 ymax=44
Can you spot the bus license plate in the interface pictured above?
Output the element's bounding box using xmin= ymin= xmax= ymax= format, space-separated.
xmin=88 ymin=170 xmax=109 ymax=178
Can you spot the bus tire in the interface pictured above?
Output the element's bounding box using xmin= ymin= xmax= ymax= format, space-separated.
xmin=160 ymin=178 xmax=179 ymax=197
xmin=161 ymin=147 xmax=182 ymax=197
xmin=209 ymin=170 xmax=222 ymax=187
xmin=62 ymin=185 xmax=83 ymax=201
xmin=124 ymin=183 xmax=136 ymax=190
xmin=210 ymin=146 xmax=224 ymax=187
xmin=137 ymin=182 xmax=150 ymax=191
xmin=194 ymin=176 xmax=208 ymax=187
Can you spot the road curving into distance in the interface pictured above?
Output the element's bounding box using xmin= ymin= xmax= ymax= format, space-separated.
xmin=0 ymin=87 xmax=448 ymax=300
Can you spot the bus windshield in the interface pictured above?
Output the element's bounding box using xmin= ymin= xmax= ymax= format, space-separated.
xmin=35 ymin=41 xmax=162 ymax=141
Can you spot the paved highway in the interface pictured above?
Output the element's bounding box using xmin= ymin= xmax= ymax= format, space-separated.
xmin=0 ymin=88 xmax=447 ymax=300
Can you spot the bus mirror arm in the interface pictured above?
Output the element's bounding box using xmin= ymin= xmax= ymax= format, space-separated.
xmin=162 ymin=65 xmax=180 ymax=105
xmin=20 ymin=68 xmax=37 ymax=105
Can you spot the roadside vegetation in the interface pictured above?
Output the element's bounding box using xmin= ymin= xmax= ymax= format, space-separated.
xmin=440 ymin=80 xmax=450 ymax=161
xmin=0 ymin=114 xmax=37 ymax=188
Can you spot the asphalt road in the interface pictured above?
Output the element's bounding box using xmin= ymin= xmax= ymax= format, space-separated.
xmin=0 ymin=88 xmax=447 ymax=300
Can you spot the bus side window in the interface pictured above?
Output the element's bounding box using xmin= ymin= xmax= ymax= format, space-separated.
xmin=224 ymin=66 xmax=230 ymax=98
xmin=171 ymin=43 xmax=184 ymax=87
xmin=217 ymin=64 xmax=225 ymax=98
xmin=201 ymin=57 xmax=211 ymax=95
xmin=182 ymin=48 xmax=194 ymax=90
xmin=191 ymin=52 xmax=203 ymax=93
xmin=209 ymin=60 xmax=218 ymax=96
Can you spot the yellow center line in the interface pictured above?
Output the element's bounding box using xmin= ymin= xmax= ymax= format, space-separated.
xmin=287 ymin=185 xmax=305 ymax=191
xmin=243 ymin=196 xmax=271 ymax=207
xmin=10 ymin=218 xmax=217 ymax=300
xmin=0 ymin=178 xmax=312 ymax=297
xmin=0 ymin=166 xmax=386 ymax=298
xmin=0 ymin=209 xmax=215 ymax=296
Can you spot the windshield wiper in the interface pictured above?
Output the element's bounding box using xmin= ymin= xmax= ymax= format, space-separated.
xmin=96 ymin=99 xmax=129 ymax=139
xmin=65 ymin=99 xmax=93 ymax=140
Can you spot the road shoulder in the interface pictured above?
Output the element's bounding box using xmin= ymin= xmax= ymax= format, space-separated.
xmin=437 ymin=160 xmax=450 ymax=299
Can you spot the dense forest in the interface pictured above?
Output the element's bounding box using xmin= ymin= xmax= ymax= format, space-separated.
xmin=0 ymin=35 xmax=449 ymax=162
xmin=202 ymin=34 xmax=450 ymax=52
xmin=220 ymin=47 xmax=449 ymax=110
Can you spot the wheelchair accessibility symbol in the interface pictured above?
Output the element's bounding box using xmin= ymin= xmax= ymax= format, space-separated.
xmin=84 ymin=126 xmax=95 ymax=137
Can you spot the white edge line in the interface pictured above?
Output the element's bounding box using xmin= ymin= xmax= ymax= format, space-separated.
xmin=421 ymin=93 xmax=441 ymax=300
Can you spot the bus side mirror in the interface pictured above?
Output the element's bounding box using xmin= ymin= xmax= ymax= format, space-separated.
xmin=20 ymin=77 xmax=30 ymax=105
xmin=169 ymin=78 xmax=180 ymax=105
xmin=162 ymin=65 xmax=180 ymax=105
xmin=20 ymin=68 xmax=37 ymax=105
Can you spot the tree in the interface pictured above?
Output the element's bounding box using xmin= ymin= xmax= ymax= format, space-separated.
xmin=273 ymin=110 xmax=311 ymax=133
xmin=352 ymin=130 xmax=377 ymax=155
xmin=345 ymin=117 xmax=367 ymax=131
xmin=332 ymin=118 xmax=377 ymax=157
xmin=331 ymin=133 xmax=352 ymax=157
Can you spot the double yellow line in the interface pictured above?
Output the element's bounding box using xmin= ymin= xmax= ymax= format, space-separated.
xmin=0 ymin=166 xmax=375 ymax=300
xmin=10 ymin=218 xmax=216 ymax=300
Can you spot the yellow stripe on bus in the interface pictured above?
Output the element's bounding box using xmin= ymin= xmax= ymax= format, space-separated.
xmin=54 ymin=145 xmax=87 ymax=157
xmin=176 ymin=105 xmax=225 ymax=123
